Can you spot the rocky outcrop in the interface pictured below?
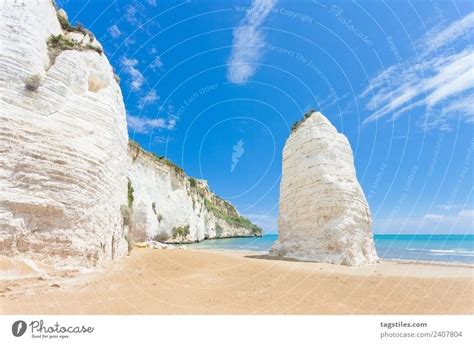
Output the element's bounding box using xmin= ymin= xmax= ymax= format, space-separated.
xmin=0 ymin=0 xmax=128 ymax=264
xmin=127 ymin=142 xmax=262 ymax=243
xmin=0 ymin=0 xmax=129 ymax=266
xmin=270 ymin=111 xmax=378 ymax=266
xmin=0 ymin=0 xmax=260 ymax=266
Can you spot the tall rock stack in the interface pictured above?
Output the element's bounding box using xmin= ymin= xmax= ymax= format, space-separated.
xmin=0 ymin=0 xmax=129 ymax=266
xmin=271 ymin=111 xmax=378 ymax=266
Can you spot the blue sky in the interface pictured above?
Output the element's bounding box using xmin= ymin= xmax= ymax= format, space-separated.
xmin=59 ymin=0 xmax=473 ymax=234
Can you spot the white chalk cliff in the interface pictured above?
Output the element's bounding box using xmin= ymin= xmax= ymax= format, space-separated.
xmin=0 ymin=0 xmax=261 ymax=267
xmin=271 ymin=111 xmax=378 ymax=266
xmin=128 ymin=142 xmax=261 ymax=243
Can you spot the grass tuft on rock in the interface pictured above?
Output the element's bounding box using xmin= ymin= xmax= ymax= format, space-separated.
xmin=291 ymin=108 xmax=317 ymax=132
xmin=47 ymin=34 xmax=103 ymax=66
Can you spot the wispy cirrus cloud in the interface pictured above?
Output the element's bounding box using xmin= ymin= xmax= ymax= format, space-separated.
xmin=138 ymin=89 xmax=159 ymax=109
xmin=423 ymin=12 xmax=474 ymax=54
xmin=120 ymin=57 xmax=145 ymax=91
xmin=375 ymin=208 xmax=474 ymax=234
xmin=227 ymin=0 xmax=277 ymax=84
xmin=361 ymin=12 xmax=474 ymax=131
xmin=423 ymin=209 xmax=474 ymax=223
xmin=159 ymin=103 xmax=178 ymax=130
xmin=107 ymin=24 xmax=121 ymax=38
xmin=423 ymin=213 xmax=445 ymax=221
xmin=150 ymin=56 xmax=164 ymax=71
xmin=128 ymin=103 xmax=178 ymax=134
xmin=127 ymin=114 xmax=167 ymax=134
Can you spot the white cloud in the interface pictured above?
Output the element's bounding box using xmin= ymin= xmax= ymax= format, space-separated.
xmin=423 ymin=213 xmax=445 ymax=221
xmin=458 ymin=209 xmax=474 ymax=218
xmin=138 ymin=89 xmax=159 ymax=109
xmin=147 ymin=0 xmax=157 ymax=6
xmin=375 ymin=210 xmax=474 ymax=234
xmin=159 ymin=103 xmax=178 ymax=130
xmin=127 ymin=114 xmax=167 ymax=134
xmin=437 ymin=203 xmax=465 ymax=211
xmin=124 ymin=5 xmax=139 ymax=25
xmin=150 ymin=56 xmax=164 ymax=70
xmin=231 ymin=139 xmax=245 ymax=172
xmin=423 ymin=12 xmax=474 ymax=54
xmin=120 ymin=57 xmax=145 ymax=91
xmin=128 ymin=103 xmax=178 ymax=134
xmin=361 ymin=12 xmax=474 ymax=131
xmin=107 ymin=24 xmax=121 ymax=38
xmin=123 ymin=3 xmax=150 ymax=29
xmin=226 ymin=0 xmax=277 ymax=84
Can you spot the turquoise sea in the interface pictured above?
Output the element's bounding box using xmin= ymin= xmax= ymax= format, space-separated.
xmin=186 ymin=234 xmax=474 ymax=264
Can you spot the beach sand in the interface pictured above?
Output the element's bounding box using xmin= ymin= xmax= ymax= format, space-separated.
xmin=1 ymin=248 xmax=473 ymax=314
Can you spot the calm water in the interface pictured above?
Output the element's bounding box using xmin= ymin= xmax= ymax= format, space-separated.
xmin=186 ymin=234 xmax=474 ymax=264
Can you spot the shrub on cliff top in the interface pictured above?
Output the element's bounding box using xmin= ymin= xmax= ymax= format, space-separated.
xmin=57 ymin=12 xmax=74 ymax=32
xmin=128 ymin=140 xmax=184 ymax=176
xmin=47 ymin=34 xmax=103 ymax=66
xmin=291 ymin=108 xmax=317 ymax=132
xmin=56 ymin=8 xmax=91 ymax=37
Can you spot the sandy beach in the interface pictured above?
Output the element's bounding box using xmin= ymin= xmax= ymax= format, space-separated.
xmin=1 ymin=248 xmax=473 ymax=315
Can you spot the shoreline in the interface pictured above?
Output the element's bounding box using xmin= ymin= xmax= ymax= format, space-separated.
xmin=1 ymin=248 xmax=473 ymax=314
xmin=185 ymin=247 xmax=474 ymax=268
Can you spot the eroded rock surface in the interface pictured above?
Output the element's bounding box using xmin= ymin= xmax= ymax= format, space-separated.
xmin=0 ymin=0 xmax=261 ymax=267
xmin=127 ymin=142 xmax=262 ymax=244
xmin=271 ymin=112 xmax=378 ymax=266
xmin=0 ymin=0 xmax=129 ymax=266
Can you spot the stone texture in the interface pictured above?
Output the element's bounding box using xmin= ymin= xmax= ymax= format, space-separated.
xmin=127 ymin=142 xmax=262 ymax=243
xmin=0 ymin=0 xmax=129 ymax=266
xmin=270 ymin=112 xmax=378 ymax=266
xmin=0 ymin=0 xmax=261 ymax=267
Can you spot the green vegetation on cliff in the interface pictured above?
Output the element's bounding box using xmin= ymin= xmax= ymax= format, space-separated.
xmin=203 ymin=196 xmax=262 ymax=235
xmin=128 ymin=140 xmax=262 ymax=236
xmin=291 ymin=108 xmax=317 ymax=132
xmin=172 ymin=225 xmax=190 ymax=239
xmin=129 ymin=140 xmax=184 ymax=176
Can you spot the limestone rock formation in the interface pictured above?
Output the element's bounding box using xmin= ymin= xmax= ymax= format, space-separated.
xmin=127 ymin=142 xmax=262 ymax=243
xmin=0 ymin=0 xmax=131 ymax=266
xmin=270 ymin=111 xmax=378 ymax=266
xmin=0 ymin=0 xmax=261 ymax=266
